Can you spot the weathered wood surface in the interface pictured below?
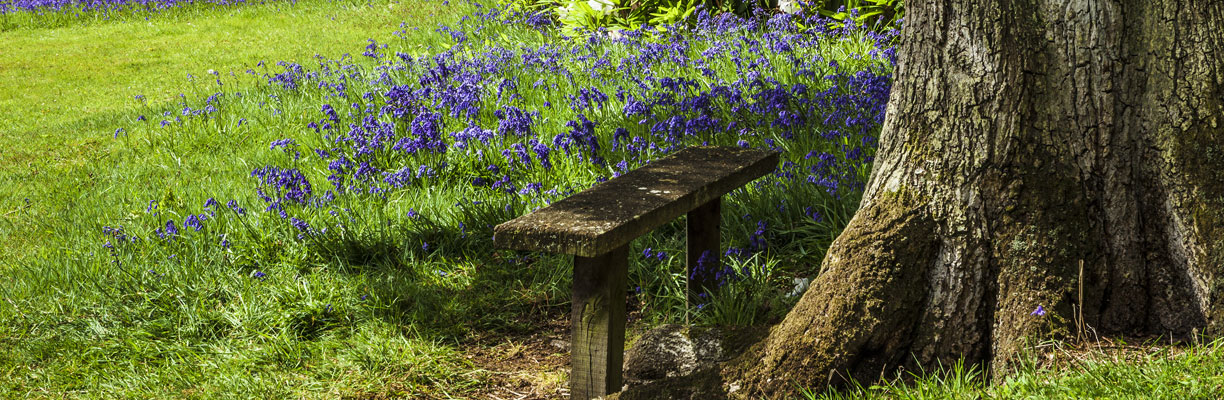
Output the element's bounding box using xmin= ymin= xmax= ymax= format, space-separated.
xmin=494 ymin=146 xmax=779 ymax=257
xmin=570 ymin=245 xmax=628 ymax=399
xmin=493 ymin=146 xmax=780 ymax=399
xmin=686 ymin=198 xmax=720 ymax=306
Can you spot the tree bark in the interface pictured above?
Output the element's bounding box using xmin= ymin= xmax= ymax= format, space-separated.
xmin=726 ymin=0 xmax=1224 ymax=396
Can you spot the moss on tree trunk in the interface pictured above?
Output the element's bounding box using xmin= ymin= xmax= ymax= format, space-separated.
xmin=728 ymin=189 xmax=939 ymax=391
xmin=713 ymin=0 xmax=1224 ymax=397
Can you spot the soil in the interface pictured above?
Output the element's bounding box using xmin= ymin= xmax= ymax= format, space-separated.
xmin=1028 ymin=334 xmax=1200 ymax=371
xmin=466 ymin=314 xmax=572 ymax=400
xmin=465 ymin=289 xmax=651 ymax=399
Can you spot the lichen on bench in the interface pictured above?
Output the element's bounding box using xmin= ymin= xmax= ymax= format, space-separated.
xmin=494 ymin=146 xmax=779 ymax=257
xmin=492 ymin=145 xmax=779 ymax=400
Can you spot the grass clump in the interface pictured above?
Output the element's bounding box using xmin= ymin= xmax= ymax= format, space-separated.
xmin=804 ymin=338 xmax=1224 ymax=399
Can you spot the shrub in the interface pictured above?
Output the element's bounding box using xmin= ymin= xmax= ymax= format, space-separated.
xmin=502 ymin=0 xmax=784 ymax=32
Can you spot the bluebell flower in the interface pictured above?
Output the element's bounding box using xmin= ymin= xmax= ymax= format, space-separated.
xmin=156 ymin=219 xmax=179 ymax=239
xmin=184 ymin=214 xmax=204 ymax=231
xmin=226 ymin=199 xmax=246 ymax=215
xmin=804 ymin=207 xmax=824 ymax=222
xmin=290 ymin=218 xmax=311 ymax=232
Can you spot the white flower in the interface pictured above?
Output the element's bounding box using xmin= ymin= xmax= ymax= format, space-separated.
xmin=587 ymin=0 xmax=614 ymax=14
xmin=779 ymin=0 xmax=801 ymax=14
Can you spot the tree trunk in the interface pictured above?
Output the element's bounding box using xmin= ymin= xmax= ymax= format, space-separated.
xmin=727 ymin=0 xmax=1224 ymax=396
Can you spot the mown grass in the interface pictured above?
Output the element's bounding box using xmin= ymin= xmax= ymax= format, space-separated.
xmin=0 ymin=0 xmax=452 ymax=262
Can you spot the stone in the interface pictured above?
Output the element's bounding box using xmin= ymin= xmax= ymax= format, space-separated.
xmin=622 ymin=324 xmax=725 ymax=384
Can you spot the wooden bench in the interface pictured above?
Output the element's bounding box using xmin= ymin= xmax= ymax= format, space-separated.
xmin=493 ymin=146 xmax=779 ymax=399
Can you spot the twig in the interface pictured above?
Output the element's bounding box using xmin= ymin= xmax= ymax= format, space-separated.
xmin=502 ymin=388 xmax=528 ymax=400
xmin=1077 ymin=259 xmax=1085 ymax=343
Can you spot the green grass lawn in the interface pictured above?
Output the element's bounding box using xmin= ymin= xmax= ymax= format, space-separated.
xmin=0 ymin=0 xmax=423 ymax=135
xmin=0 ymin=1 xmax=499 ymax=397
xmin=0 ymin=0 xmax=450 ymax=263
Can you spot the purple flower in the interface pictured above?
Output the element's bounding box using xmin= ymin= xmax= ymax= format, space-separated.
xmin=749 ymin=220 xmax=768 ymax=252
xmin=1031 ymin=305 xmax=1046 ymax=316
xmin=227 ymin=199 xmax=246 ymax=215
xmin=156 ymin=219 xmax=179 ymax=239
xmin=383 ymin=167 xmax=413 ymax=188
xmin=251 ymin=165 xmax=313 ymax=205
xmin=531 ymin=140 xmax=552 ymax=170
xmin=290 ymin=218 xmax=311 ymax=233
xmin=184 ymin=214 xmax=204 ymax=231
xmin=495 ymin=106 xmax=534 ymax=137
xmin=269 ymin=138 xmax=295 ymax=150
xmin=804 ymin=207 xmax=824 ymax=222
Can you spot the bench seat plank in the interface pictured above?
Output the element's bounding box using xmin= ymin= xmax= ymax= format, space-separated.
xmin=494 ymin=146 xmax=779 ymax=257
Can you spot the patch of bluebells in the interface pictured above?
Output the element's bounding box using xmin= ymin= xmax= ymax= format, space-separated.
xmin=748 ymin=220 xmax=769 ymax=252
xmin=113 ymin=197 xmax=245 ymax=256
xmin=102 ymin=225 xmax=131 ymax=243
xmin=112 ymin=1 xmax=896 ymax=287
xmin=641 ymin=247 xmax=668 ymax=262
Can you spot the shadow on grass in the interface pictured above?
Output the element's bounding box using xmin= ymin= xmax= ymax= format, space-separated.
xmin=312 ymin=222 xmax=572 ymax=343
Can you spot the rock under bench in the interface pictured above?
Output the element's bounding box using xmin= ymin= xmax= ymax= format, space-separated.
xmin=493 ymin=146 xmax=779 ymax=399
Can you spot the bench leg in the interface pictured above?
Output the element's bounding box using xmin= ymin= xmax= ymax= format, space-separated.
xmin=571 ymin=244 xmax=628 ymax=399
xmin=687 ymin=197 xmax=721 ymax=310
